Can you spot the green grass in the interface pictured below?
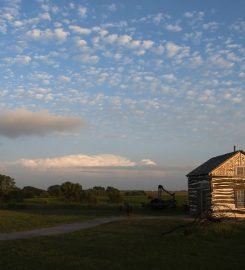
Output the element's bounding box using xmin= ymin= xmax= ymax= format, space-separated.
xmin=0 ymin=206 xmax=121 ymax=232
xmin=0 ymin=219 xmax=244 ymax=270
xmin=0 ymin=193 xmax=188 ymax=232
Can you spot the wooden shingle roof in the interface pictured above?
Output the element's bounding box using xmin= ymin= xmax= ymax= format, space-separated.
xmin=186 ymin=150 xmax=245 ymax=177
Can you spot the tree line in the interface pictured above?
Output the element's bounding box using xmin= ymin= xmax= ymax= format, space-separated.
xmin=0 ymin=174 xmax=124 ymax=204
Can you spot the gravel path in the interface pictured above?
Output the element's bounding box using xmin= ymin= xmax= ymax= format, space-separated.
xmin=0 ymin=217 xmax=125 ymax=241
xmin=0 ymin=215 xmax=191 ymax=241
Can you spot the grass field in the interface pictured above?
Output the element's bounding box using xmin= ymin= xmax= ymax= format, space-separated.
xmin=0 ymin=218 xmax=244 ymax=270
xmin=0 ymin=207 xmax=120 ymax=233
xmin=0 ymin=193 xmax=244 ymax=269
xmin=0 ymin=193 xmax=188 ymax=232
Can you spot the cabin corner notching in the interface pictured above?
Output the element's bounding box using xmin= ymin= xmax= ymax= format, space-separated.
xmin=187 ymin=150 xmax=245 ymax=218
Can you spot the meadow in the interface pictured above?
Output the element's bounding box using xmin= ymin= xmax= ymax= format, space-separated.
xmin=1 ymin=191 xmax=244 ymax=269
xmin=0 ymin=192 xmax=188 ymax=232
xmin=0 ymin=218 xmax=245 ymax=270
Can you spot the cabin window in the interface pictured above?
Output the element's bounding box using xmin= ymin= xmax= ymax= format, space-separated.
xmin=236 ymin=167 xmax=245 ymax=176
xmin=235 ymin=190 xmax=245 ymax=208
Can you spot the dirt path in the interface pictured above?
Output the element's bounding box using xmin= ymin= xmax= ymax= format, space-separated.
xmin=0 ymin=217 xmax=125 ymax=241
xmin=0 ymin=215 xmax=191 ymax=241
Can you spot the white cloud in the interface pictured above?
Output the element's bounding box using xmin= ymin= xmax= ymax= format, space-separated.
xmin=165 ymin=24 xmax=182 ymax=32
xmin=15 ymin=55 xmax=32 ymax=64
xmin=162 ymin=74 xmax=176 ymax=81
xmin=59 ymin=75 xmax=71 ymax=82
xmin=2 ymin=13 xmax=14 ymax=21
xmin=127 ymin=40 xmax=141 ymax=49
xmin=17 ymin=154 xmax=135 ymax=169
xmin=39 ymin=12 xmax=51 ymax=21
xmin=154 ymin=45 xmax=165 ymax=55
xmin=69 ymin=25 xmax=91 ymax=35
xmin=165 ymin=42 xmax=181 ymax=57
xmin=117 ymin=35 xmax=132 ymax=45
xmin=78 ymin=6 xmax=87 ymax=18
xmin=54 ymin=28 xmax=69 ymax=42
xmin=26 ymin=28 xmax=69 ymax=43
xmin=203 ymin=21 xmax=219 ymax=31
xmin=0 ymin=109 xmax=84 ymax=138
xmin=141 ymin=40 xmax=154 ymax=49
xmin=134 ymin=49 xmax=145 ymax=56
xmin=104 ymin=33 xmax=118 ymax=44
xmin=7 ymin=154 xmax=158 ymax=170
xmin=183 ymin=12 xmax=194 ymax=18
xmin=108 ymin=4 xmax=117 ymax=12
xmin=76 ymin=39 xmax=88 ymax=48
xmin=189 ymin=52 xmax=203 ymax=66
xmin=230 ymin=18 xmax=245 ymax=33
xmin=13 ymin=20 xmax=23 ymax=27
xmin=208 ymin=55 xmax=234 ymax=69
xmin=140 ymin=159 xmax=157 ymax=166
xmin=153 ymin=13 xmax=164 ymax=25
xmin=78 ymin=54 xmax=99 ymax=64
xmin=184 ymin=11 xmax=204 ymax=21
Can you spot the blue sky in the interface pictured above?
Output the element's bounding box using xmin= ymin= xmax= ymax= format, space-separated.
xmin=0 ymin=0 xmax=244 ymax=190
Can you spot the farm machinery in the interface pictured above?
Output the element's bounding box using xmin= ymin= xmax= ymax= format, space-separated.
xmin=146 ymin=185 xmax=176 ymax=209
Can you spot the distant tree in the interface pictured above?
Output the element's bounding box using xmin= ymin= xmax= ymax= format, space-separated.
xmin=22 ymin=186 xmax=46 ymax=198
xmin=108 ymin=191 xmax=123 ymax=203
xmin=6 ymin=188 xmax=24 ymax=202
xmin=60 ymin=181 xmax=82 ymax=201
xmin=92 ymin=186 xmax=106 ymax=196
xmin=80 ymin=190 xmax=97 ymax=204
xmin=0 ymin=174 xmax=16 ymax=196
xmin=0 ymin=174 xmax=21 ymax=202
xmin=105 ymin=186 xmax=122 ymax=203
xmin=93 ymin=186 xmax=105 ymax=191
xmin=125 ymin=190 xmax=146 ymax=196
xmin=106 ymin=186 xmax=119 ymax=193
xmin=47 ymin=185 xmax=62 ymax=197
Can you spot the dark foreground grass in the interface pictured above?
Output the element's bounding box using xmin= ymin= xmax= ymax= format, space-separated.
xmin=0 ymin=219 xmax=244 ymax=270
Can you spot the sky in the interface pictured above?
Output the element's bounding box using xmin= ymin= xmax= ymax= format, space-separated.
xmin=0 ymin=0 xmax=244 ymax=190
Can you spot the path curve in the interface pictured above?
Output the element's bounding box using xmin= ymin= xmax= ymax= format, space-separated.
xmin=0 ymin=217 xmax=125 ymax=241
xmin=0 ymin=215 xmax=191 ymax=241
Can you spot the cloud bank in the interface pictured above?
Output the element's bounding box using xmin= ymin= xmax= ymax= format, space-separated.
xmin=6 ymin=154 xmax=156 ymax=170
xmin=0 ymin=109 xmax=84 ymax=138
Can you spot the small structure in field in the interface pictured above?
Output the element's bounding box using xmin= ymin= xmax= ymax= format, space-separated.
xmin=187 ymin=149 xmax=245 ymax=218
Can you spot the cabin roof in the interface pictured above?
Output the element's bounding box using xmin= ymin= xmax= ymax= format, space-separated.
xmin=186 ymin=150 xmax=245 ymax=177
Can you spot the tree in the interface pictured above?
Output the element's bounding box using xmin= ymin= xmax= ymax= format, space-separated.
xmin=93 ymin=186 xmax=105 ymax=191
xmin=106 ymin=186 xmax=119 ymax=193
xmin=92 ymin=186 xmax=106 ymax=196
xmin=47 ymin=185 xmax=62 ymax=197
xmin=106 ymin=186 xmax=122 ymax=203
xmin=60 ymin=181 xmax=82 ymax=201
xmin=80 ymin=190 xmax=97 ymax=204
xmin=108 ymin=191 xmax=123 ymax=203
xmin=0 ymin=174 xmax=16 ymax=196
xmin=22 ymin=186 xmax=46 ymax=198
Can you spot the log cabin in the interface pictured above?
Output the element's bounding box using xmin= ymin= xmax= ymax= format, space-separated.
xmin=187 ymin=150 xmax=245 ymax=218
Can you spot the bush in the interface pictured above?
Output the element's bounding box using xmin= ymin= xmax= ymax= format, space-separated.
xmin=80 ymin=191 xmax=97 ymax=204
xmin=108 ymin=191 xmax=123 ymax=203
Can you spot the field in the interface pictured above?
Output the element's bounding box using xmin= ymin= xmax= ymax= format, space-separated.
xmin=0 ymin=192 xmax=188 ymax=232
xmin=0 ymin=218 xmax=245 ymax=270
xmin=1 ymin=192 xmax=244 ymax=269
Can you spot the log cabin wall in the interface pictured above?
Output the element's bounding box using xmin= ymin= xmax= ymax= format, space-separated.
xmin=188 ymin=175 xmax=211 ymax=216
xmin=211 ymin=152 xmax=245 ymax=218
xmin=211 ymin=177 xmax=245 ymax=218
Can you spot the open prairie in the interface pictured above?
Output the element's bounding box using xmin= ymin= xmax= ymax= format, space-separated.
xmin=0 ymin=192 xmax=187 ymax=232
xmin=0 ymin=194 xmax=244 ymax=270
xmin=0 ymin=218 xmax=245 ymax=270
